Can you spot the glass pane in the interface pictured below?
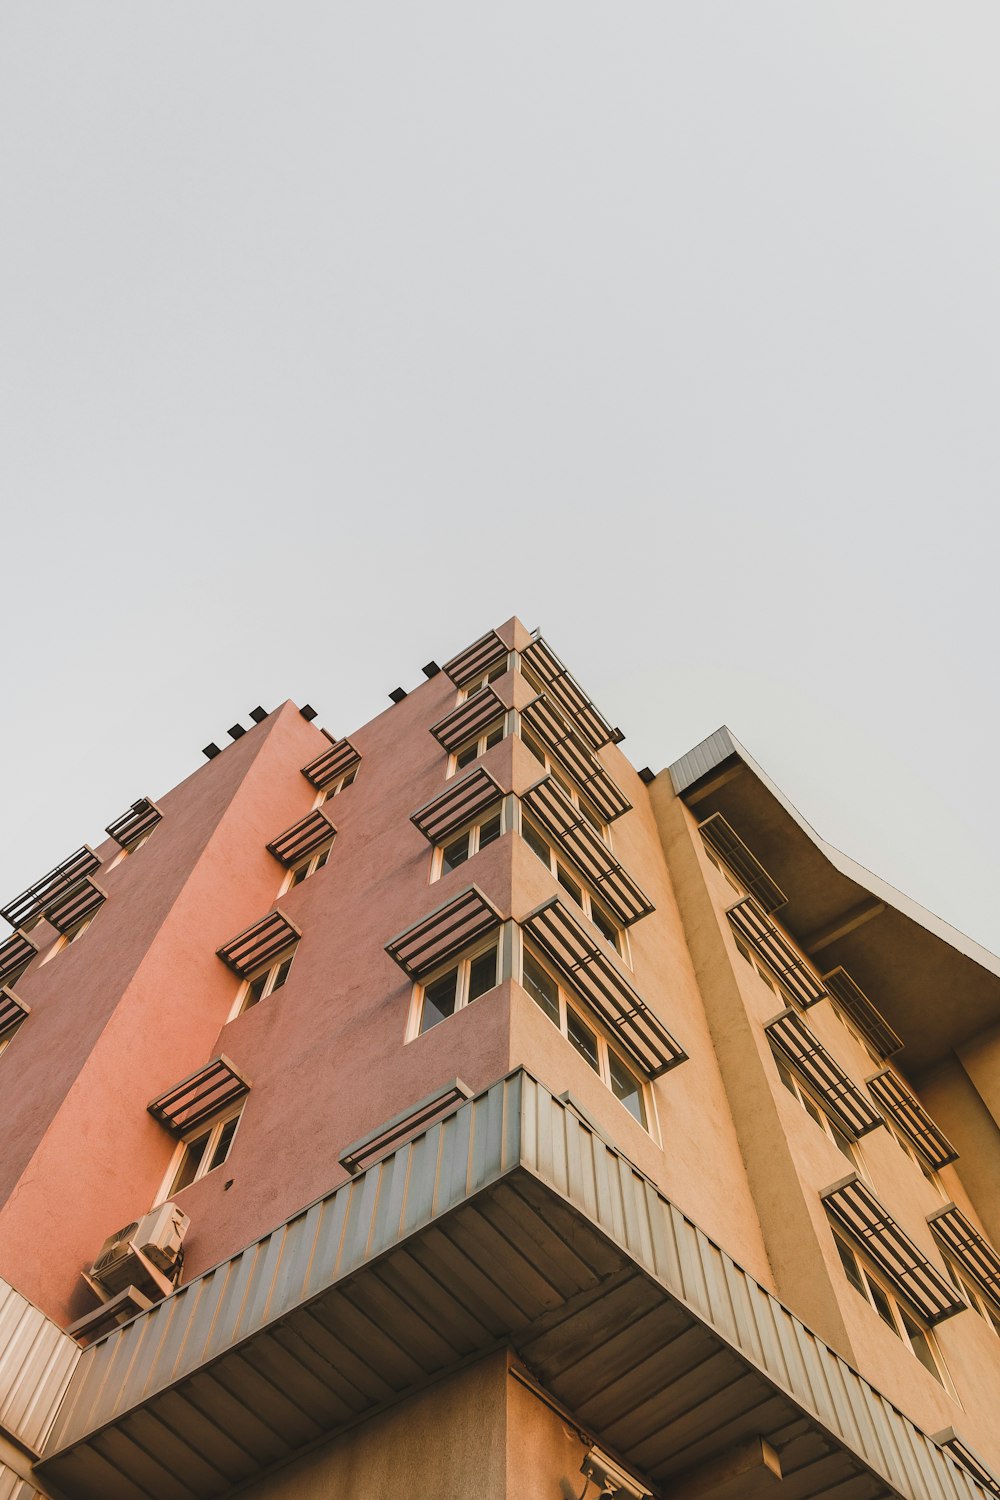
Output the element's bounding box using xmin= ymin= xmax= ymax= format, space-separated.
xmin=342 ymin=767 xmax=357 ymax=788
xmin=566 ymin=1009 xmax=600 ymax=1072
xmin=421 ymin=969 xmax=459 ymax=1033
xmin=314 ymin=846 xmax=330 ymax=870
xmin=441 ymin=835 xmax=470 ymax=873
xmin=467 ymin=947 xmax=498 ymax=1003
xmin=866 ymin=1276 xmax=898 ymax=1332
xmin=591 ymin=904 xmax=619 ymax=949
xmin=208 ymin=1115 xmax=240 ymax=1173
xmin=553 ymin=771 xmax=574 ymax=800
xmin=487 ymin=661 xmax=506 ymax=683
xmin=170 ymin=1132 xmax=210 ymax=1195
xmin=484 ymin=722 xmax=504 ymax=749
xmin=899 ymin=1307 xmax=941 ymax=1379
xmin=271 ymin=956 xmax=293 ymax=993
xmin=478 ymin=814 xmax=501 ymax=850
xmin=290 ymin=863 xmax=309 ymax=887
xmin=522 ymin=953 xmax=560 ymax=1025
xmin=579 ymin=801 xmax=603 ymax=834
xmin=521 ymin=731 xmax=546 ymax=766
xmin=522 ymin=819 xmax=552 ymax=868
xmin=243 ymin=972 xmax=269 ymax=1010
xmin=466 ymin=681 xmax=484 ymax=699
xmin=802 ymin=1094 xmax=824 ymax=1128
xmin=835 ymin=1237 xmax=867 ymax=1296
xmin=775 ymin=1057 xmax=798 ymax=1097
xmin=608 ymin=1052 xmax=646 ymax=1127
xmin=987 ymin=1304 xmax=1000 ymax=1337
xmin=557 ymin=867 xmax=583 ymax=906
xmin=456 ymin=742 xmax=478 ymax=769
xmin=829 ymin=1121 xmax=856 ymax=1162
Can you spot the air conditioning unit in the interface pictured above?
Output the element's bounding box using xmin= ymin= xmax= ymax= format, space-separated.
xmin=88 ymin=1202 xmax=190 ymax=1300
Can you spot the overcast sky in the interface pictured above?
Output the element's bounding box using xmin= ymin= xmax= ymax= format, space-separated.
xmin=2 ymin=4 xmax=998 ymax=958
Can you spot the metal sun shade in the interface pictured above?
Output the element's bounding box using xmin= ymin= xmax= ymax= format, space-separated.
xmin=727 ymin=897 xmax=826 ymax=1008
xmin=148 ymin=1055 xmax=252 ymax=1134
xmin=429 ymin=687 xmax=507 ymax=754
xmin=267 ymin=810 xmax=336 ymax=868
xmin=821 ymin=1175 xmax=964 ymax=1323
xmin=217 ymin=909 xmax=301 ymax=978
xmin=866 ymin=1070 xmax=958 ymax=1169
xmin=301 ymin=737 xmax=361 ymax=791
xmin=105 ymin=798 xmax=162 ymax=850
xmin=928 ymin=1205 xmax=1000 ymax=1308
xmin=0 ymin=846 xmax=101 ymax=930
xmin=932 ymin=1433 xmax=1000 ymax=1500
xmin=823 ymin=968 xmax=903 ymax=1059
xmin=441 ymin=628 xmax=508 ymax=687
xmin=410 ymin=768 xmax=505 ymax=845
xmin=521 ymin=635 xmax=615 ymax=749
xmin=0 ymin=987 xmax=29 ymax=1036
xmin=0 ymin=931 xmax=37 ymax=986
xmin=338 ymin=1079 xmax=473 ymax=1174
xmin=520 ymin=696 xmax=631 ymax=824
xmin=44 ymin=880 xmax=106 ymax=935
xmin=765 ymin=1009 xmax=884 ymax=1138
xmin=521 ymin=776 xmax=653 ymax=927
xmin=521 ymin=897 xmax=686 ymax=1078
xmin=698 ymin=812 xmax=787 ymax=913
xmin=385 ymin=887 xmax=503 ymax=980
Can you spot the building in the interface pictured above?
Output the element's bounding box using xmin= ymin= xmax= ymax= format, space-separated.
xmin=1 ymin=615 xmax=999 ymax=1500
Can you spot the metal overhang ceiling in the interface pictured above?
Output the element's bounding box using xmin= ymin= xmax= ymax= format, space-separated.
xmin=669 ymin=730 xmax=1000 ymax=1074
xmin=39 ymin=1072 xmax=996 ymax=1500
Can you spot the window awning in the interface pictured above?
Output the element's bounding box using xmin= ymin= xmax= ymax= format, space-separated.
xmin=521 ymin=777 xmax=653 ymax=927
xmin=339 ymin=1079 xmax=473 ymax=1174
xmin=521 ymin=897 xmax=686 ymax=1078
xmin=823 ymin=968 xmax=903 ymax=1059
xmin=821 ymin=1174 xmax=964 ymax=1323
xmin=385 ymin=887 xmax=502 ymax=979
xmin=932 ymin=1432 xmax=1000 ymax=1499
xmin=1 ymin=847 xmax=101 ymax=930
xmin=267 ymin=810 xmax=336 ymax=868
xmin=928 ymin=1205 xmax=1000 ymax=1308
xmin=0 ymin=987 xmax=29 ymax=1037
xmin=699 ymin=813 xmax=787 ymax=913
xmin=429 ymin=687 xmax=506 ymax=753
xmin=520 ymin=696 xmax=630 ymax=824
xmin=442 ymin=629 xmax=508 ymax=687
xmin=301 ymin=737 xmax=361 ymax=791
xmin=45 ymin=880 xmax=106 ymax=935
xmin=411 ymin=768 xmax=504 ymax=845
xmin=105 ymin=799 xmax=162 ymax=850
xmin=727 ymin=897 xmax=826 ymax=1008
xmin=217 ymin=909 xmax=300 ymax=978
xmin=521 ymin=636 xmax=616 ymax=749
xmin=0 ymin=931 xmax=36 ymax=986
xmin=765 ymin=1009 xmax=883 ymax=1137
xmin=148 ymin=1055 xmax=251 ymax=1134
xmin=866 ymin=1070 xmax=958 ymax=1169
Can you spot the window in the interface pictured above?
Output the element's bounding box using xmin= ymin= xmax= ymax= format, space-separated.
xmin=451 ymin=717 xmax=505 ymax=772
xmin=319 ymin=765 xmax=358 ymax=805
xmin=518 ymin=728 xmax=609 ymax=840
xmin=943 ymin=1258 xmax=1000 ymax=1336
xmin=460 ymin=659 xmax=509 ymax=700
xmin=234 ymin=951 xmax=294 ymax=1015
xmin=162 ymin=1106 xmax=244 ymax=1199
xmin=433 ymin=810 xmax=503 ymax=879
xmin=834 ymin=1234 xmax=949 ymax=1384
xmin=283 ymin=844 xmax=331 ymax=891
xmin=521 ymin=948 xmax=649 ymax=1129
xmin=520 ymin=815 xmax=625 ymax=957
xmin=773 ymin=1054 xmax=863 ymax=1172
xmin=40 ymin=913 xmax=97 ymax=965
xmin=410 ymin=939 xmax=500 ymax=1036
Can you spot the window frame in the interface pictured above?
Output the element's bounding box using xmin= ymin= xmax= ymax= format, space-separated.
xmin=431 ymin=805 xmax=507 ymax=882
xmin=280 ymin=842 xmax=332 ymax=893
xmin=518 ymin=811 xmax=628 ymax=962
xmin=517 ymin=939 xmax=655 ymax=1135
xmin=446 ymin=714 xmax=509 ymax=777
xmin=229 ymin=949 xmax=296 ymax=1019
xmin=155 ymin=1102 xmax=245 ymax=1206
xmin=316 ymin=765 xmax=359 ymax=807
xmin=406 ymin=934 xmax=502 ymax=1040
xmin=833 ymin=1232 xmax=952 ymax=1387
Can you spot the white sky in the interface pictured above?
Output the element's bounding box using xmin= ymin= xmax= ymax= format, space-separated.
xmin=2 ymin=4 xmax=998 ymax=956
